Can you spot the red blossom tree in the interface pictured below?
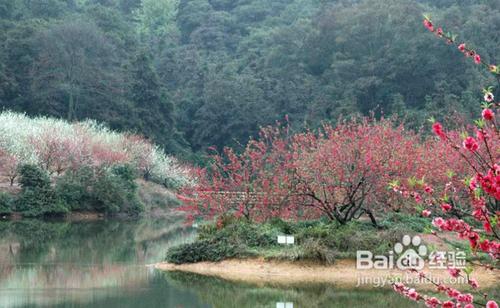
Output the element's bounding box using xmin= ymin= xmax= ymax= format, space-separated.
xmin=178 ymin=123 xmax=298 ymax=223
xmin=292 ymin=118 xmax=456 ymax=226
xmin=178 ymin=118 xmax=458 ymax=226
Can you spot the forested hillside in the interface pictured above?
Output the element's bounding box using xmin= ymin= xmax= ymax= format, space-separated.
xmin=0 ymin=0 xmax=498 ymax=157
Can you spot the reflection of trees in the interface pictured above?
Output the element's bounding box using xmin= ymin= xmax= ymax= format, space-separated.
xmin=0 ymin=218 xmax=194 ymax=306
xmin=3 ymin=271 xmax=208 ymax=308
xmin=1 ymin=263 xmax=147 ymax=290
xmin=0 ymin=218 xmax=193 ymax=265
xmin=163 ymin=272 xmax=414 ymax=308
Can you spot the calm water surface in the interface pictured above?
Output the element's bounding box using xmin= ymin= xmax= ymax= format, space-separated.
xmin=0 ymin=218 xmax=420 ymax=307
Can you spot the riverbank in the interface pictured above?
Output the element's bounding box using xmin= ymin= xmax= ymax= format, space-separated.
xmin=0 ymin=178 xmax=182 ymax=220
xmin=155 ymin=258 xmax=500 ymax=290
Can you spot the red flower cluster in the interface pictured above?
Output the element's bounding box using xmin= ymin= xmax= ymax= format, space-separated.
xmin=432 ymin=217 xmax=469 ymax=233
xmin=458 ymin=45 xmax=482 ymax=65
xmin=432 ymin=216 xmax=499 ymax=258
xmin=423 ymin=19 xmax=434 ymax=32
xmin=432 ymin=122 xmax=447 ymax=140
xmin=424 ymin=185 xmax=434 ymax=194
xmin=394 ymin=276 xmax=488 ymax=308
xmin=425 ymin=297 xmax=441 ymax=308
xmin=447 ymin=268 xmax=461 ymax=278
xmin=474 ymin=54 xmax=481 ymax=65
xmin=441 ymin=301 xmax=454 ymax=308
xmin=488 ymin=301 xmax=500 ymax=308
xmin=479 ymin=239 xmax=500 ymax=257
xmin=468 ymin=278 xmax=479 ymax=289
xmin=440 ymin=203 xmax=452 ymax=212
xmin=393 ymin=283 xmax=421 ymax=302
xmin=442 ymin=286 xmax=474 ymax=307
xmin=482 ymin=108 xmax=495 ymax=121
xmin=436 ymin=27 xmax=443 ymax=37
xmin=476 ymin=165 xmax=500 ymax=200
xmin=462 ymin=136 xmax=479 ymax=152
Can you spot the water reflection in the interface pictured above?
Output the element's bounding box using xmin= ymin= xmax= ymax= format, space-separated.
xmin=0 ymin=218 xmax=198 ymax=307
xmin=162 ymin=272 xmax=415 ymax=308
xmin=1 ymin=219 xmax=493 ymax=307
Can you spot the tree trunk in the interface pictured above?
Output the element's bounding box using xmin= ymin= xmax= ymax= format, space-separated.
xmin=68 ymin=89 xmax=75 ymax=121
xmin=365 ymin=210 xmax=379 ymax=228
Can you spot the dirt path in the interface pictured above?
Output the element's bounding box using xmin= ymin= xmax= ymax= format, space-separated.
xmin=155 ymin=258 xmax=499 ymax=290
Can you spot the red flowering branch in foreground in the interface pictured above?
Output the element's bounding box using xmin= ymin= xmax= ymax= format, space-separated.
xmin=422 ymin=17 xmax=500 ymax=255
xmin=423 ymin=15 xmax=500 ymax=77
xmin=393 ymin=269 xmax=498 ymax=308
xmin=390 ymin=16 xmax=499 ymax=308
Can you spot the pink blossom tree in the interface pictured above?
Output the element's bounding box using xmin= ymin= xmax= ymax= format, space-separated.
xmin=0 ymin=150 xmax=19 ymax=186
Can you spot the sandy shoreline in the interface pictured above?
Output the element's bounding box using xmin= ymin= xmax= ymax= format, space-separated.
xmin=155 ymin=258 xmax=499 ymax=290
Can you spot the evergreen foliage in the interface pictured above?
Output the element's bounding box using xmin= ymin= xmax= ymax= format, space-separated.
xmin=0 ymin=0 xmax=498 ymax=154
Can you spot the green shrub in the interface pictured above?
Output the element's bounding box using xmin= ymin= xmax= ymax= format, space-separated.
xmin=167 ymin=219 xmax=280 ymax=264
xmin=379 ymin=212 xmax=432 ymax=232
xmin=0 ymin=192 xmax=13 ymax=214
xmin=161 ymin=176 xmax=184 ymax=190
xmin=166 ymin=239 xmax=239 ymax=264
xmin=93 ymin=165 xmax=144 ymax=215
xmin=294 ymin=220 xmax=407 ymax=258
xmin=56 ymin=167 xmax=95 ymax=211
xmin=56 ymin=164 xmax=144 ymax=215
xmin=18 ymin=164 xmax=51 ymax=189
xmin=111 ymin=164 xmax=137 ymax=190
xmin=298 ymin=238 xmax=336 ymax=263
xmin=16 ymin=164 xmax=67 ymax=217
xmin=198 ymin=219 xmax=278 ymax=248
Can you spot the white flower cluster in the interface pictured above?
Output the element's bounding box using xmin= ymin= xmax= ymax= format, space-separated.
xmin=0 ymin=111 xmax=192 ymax=187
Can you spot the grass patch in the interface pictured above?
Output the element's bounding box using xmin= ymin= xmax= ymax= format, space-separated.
xmin=166 ymin=214 xmax=430 ymax=264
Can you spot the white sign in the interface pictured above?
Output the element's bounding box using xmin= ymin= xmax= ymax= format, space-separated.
xmin=276 ymin=302 xmax=293 ymax=308
xmin=277 ymin=235 xmax=294 ymax=245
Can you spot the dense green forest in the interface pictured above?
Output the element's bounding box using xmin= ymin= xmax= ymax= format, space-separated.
xmin=0 ymin=0 xmax=498 ymax=158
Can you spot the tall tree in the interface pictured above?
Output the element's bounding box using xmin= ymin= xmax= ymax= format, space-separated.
xmin=192 ymin=66 xmax=269 ymax=150
xmin=30 ymin=19 xmax=124 ymax=121
xmin=129 ymin=50 xmax=178 ymax=151
xmin=134 ymin=0 xmax=179 ymax=56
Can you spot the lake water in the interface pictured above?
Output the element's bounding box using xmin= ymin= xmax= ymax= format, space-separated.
xmin=0 ymin=218 xmax=420 ymax=307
